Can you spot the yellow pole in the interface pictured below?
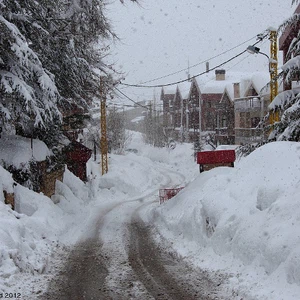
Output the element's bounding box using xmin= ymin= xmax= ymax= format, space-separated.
xmin=269 ymin=30 xmax=279 ymax=123
xmin=100 ymin=76 xmax=108 ymax=175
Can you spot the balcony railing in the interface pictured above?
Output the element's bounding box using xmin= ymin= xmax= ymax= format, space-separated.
xmin=234 ymin=98 xmax=262 ymax=112
xmin=215 ymin=127 xmax=234 ymax=136
xmin=235 ymin=128 xmax=264 ymax=144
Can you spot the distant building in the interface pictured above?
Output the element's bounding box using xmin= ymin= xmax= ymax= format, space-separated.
xmin=161 ymin=86 xmax=176 ymax=128
xmin=233 ymin=73 xmax=270 ymax=145
xmin=201 ymin=70 xmax=230 ymax=135
xmin=160 ymin=69 xmax=272 ymax=146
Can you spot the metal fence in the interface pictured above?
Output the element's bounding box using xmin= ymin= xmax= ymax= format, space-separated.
xmin=159 ymin=187 xmax=184 ymax=204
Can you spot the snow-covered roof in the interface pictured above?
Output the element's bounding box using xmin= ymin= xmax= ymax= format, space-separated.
xmin=178 ymin=81 xmax=192 ymax=99
xmin=202 ymin=71 xmax=252 ymax=95
xmin=250 ymin=72 xmax=270 ymax=94
xmin=0 ymin=135 xmax=51 ymax=168
xmin=162 ymin=70 xmax=275 ymax=103
xmin=199 ymin=71 xmax=270 ymax=99
xmin=163 ymin=86 xmax=177 ymax=94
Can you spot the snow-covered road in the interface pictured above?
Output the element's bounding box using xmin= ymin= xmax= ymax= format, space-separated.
xmin=4 ymin=132 xmax=299 ymax=299
xmin=38 ymin=162 xmax=228 ymax=299
xmin=4 ymin=135 xmax=300 ymax=300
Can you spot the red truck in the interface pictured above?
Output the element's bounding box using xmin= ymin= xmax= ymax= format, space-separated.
xmin=196 ymin=150 xmax=236 ymax=173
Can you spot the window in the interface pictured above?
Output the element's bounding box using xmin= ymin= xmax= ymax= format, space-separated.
xmin=222 ymin=116 xmax=227 ymax=127
xmin=251 ymin=117 xmax=260 ymax=128
xmin=240 ymin=112 xmax=246 ymax=128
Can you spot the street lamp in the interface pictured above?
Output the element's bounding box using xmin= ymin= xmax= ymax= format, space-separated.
xmin=246 ymin=44 xmax=278 ymax=103
xmin=246 ymin=45 xmax=270 ymax=72
xmin=247 ymin=41 xmax=279 ymax=129
xmin=246 ymin=45 xmax=271 ymax=140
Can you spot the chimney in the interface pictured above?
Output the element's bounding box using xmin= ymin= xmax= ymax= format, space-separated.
xmin=233 ymin=82 xmax=240 ymax=99
xmin=215 ymin=69 xmax=225 ymax=81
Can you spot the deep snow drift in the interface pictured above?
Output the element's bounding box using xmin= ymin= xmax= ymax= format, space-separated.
xmin=148 ymin=141 xmax=300 ymax=300
xmin=0 ymin=131 xmax=299 ymax=299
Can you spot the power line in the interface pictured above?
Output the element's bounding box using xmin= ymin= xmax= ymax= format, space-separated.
xmin=115 ymin=87 xmax=150 ymax=109
xmin=137 ymin=34 xmax=259 ymax=85
xmin=115 ymin=87 xmax=163 ymax=113
xmin=115 ymin=47 xmax=271 ymax=111
xmin=120 ymin=49 xmax=248 ymax=88
xmin=119 ymin=30 xmax=269 ymax=89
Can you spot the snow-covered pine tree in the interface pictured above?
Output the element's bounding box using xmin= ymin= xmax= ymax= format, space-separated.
xmin=0 ymin=0 xmax=61 ymax=137
xmin=0 ymin=0 xmax=135 ymax=146
xmin=269 ymin=0 xmax=300 ymax=141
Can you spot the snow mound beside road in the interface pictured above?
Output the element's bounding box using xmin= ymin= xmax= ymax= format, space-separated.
xmin=0 ymin=166 xmax=61 ymax=281
xmin=152 ymin=141 xmax=300 ymax=300
xmin=0 ymin=166 xmax=90 ymax=294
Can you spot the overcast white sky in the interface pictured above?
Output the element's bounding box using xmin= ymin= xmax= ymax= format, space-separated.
xmin=106 ymin=0 xmax=297 ymax=104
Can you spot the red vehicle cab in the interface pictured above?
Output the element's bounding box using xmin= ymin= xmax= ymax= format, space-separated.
xmin=196 ymin=150 xmax=236 ymax=173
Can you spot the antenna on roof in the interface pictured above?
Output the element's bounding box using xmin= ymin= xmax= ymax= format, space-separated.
xmin=187 ymin=58 xmax=192 ymax=82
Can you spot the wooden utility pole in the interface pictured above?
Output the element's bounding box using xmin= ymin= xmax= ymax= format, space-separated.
xmin=100 ymin=76 xmax=108 ymax=175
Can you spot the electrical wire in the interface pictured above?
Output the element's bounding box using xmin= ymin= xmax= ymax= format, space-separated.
xmin=137 ymin=34 xmax=260 ymax=85
xmin=115 ymin=87 xmax=150 ymax=109
xmin=114 ymin=87 xmax=164 ymax=112
xmin=114 ymin=32 xmax=271 ymax=110
xmin=119 ymin=32 xmax=268 ymax=89
xmin=120 ymin=49 xmax=248 ymax=88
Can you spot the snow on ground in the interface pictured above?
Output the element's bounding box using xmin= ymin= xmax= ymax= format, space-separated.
xmin=1 ymin=131 xmax=299 ymax=299
xmin=144 ymin=141 xmax=300 ymax=300
xmin=0 ymin=131 xmax=196 ymax=297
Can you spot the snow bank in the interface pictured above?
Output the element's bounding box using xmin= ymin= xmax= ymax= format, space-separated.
xmin=0 ymin=166 xmax=62 ymax=285
xmin=87 ymin=152 xmax=166 ymax=202
xmin=152 ymin=141 xmax=300 ymax=299
xmin=0 ymin=164 xmax=14 ymax=195
xmin=0 ymin=164 xmax=91 ymax=293
xmin=86 ymin=131 xmax=197 ymax=204
xmin=0 ymin=134 xmax=50 ymax=168
xmin=125 ymin=131 xmax=197 ymax=180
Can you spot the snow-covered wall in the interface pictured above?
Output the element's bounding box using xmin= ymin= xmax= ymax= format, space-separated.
xmin=0 ymin=135 xmax=50 ymax=169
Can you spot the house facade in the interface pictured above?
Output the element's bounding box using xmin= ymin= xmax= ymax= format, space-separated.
xmin=161 ymin=69 xmax=270 ymax=146
xmin=202 ymin=70 xmax=228 ymax=136
xmin=233 ymin=76 xmax=270 ymax=145
xmin=215 ymin=88 xmax=235 ymax=145
xmin=161 ymin=86 xmax=175 ymax=128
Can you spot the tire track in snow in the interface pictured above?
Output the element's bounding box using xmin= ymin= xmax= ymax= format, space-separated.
xmin=126 ymin=203 xmax=222 ymax=300
xmin=38 ymin=166 xmax=189 ymax=300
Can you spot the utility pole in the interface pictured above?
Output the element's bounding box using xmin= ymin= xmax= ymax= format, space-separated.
xmin=269 ymin=29 xmax=279 ymax=124
xmin=100 ymin=76 xmax=108 ymax=175
xmin=199 ymin=93 xmax=202 ymax=147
